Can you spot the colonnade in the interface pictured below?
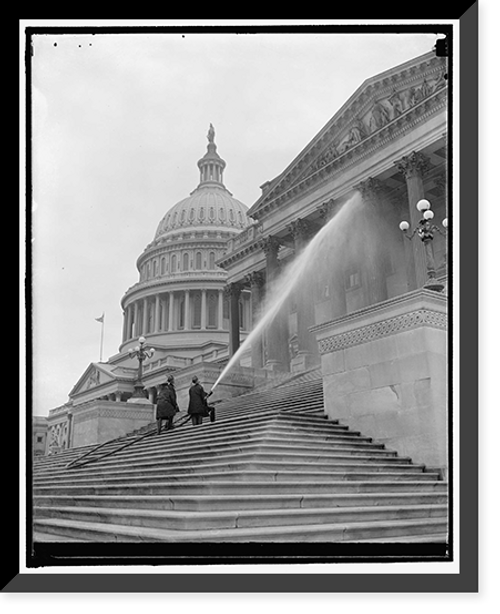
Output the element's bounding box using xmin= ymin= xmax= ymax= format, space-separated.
xmin=122 ymin=288 xmax=227 ymax=343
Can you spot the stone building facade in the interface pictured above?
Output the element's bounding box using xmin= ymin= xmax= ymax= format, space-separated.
xmin=218 ymin=50 xmax=449 ymax=472
xmin=39 ymin=51 xmax=449 ymax=474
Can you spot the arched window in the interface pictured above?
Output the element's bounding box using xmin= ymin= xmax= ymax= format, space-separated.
xmin=153 ymin=260 xmax=157 ymax=277
xmin=183 ymin=252 xmax=189 ymax=271
xmin=195 ymin=252 xmax=202 ymax=270
xmin=209 ymin=252 xmax=215 ymax=269
xmin=161 ymin=258 xmax=166 ymax=275
xmin=171 ymin=254 xmax=177 ymax=272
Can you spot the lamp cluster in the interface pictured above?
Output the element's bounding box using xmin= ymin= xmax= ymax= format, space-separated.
xmin=128 ymin=336 xmax=156 ymax=398
xmin=399 ymin=199 xmax=448 ymax=292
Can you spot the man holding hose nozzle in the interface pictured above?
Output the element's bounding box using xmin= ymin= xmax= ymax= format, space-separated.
xmin=187 ymin=376 xmax=215 ymax=425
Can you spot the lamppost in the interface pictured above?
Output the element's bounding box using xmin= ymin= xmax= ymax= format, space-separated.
xmin=128 ymin=336 xmax=155 ymax=399
xmin=399 ymin=198 xmax=448 ymax=292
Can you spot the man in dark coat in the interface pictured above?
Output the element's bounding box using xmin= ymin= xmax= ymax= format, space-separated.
xmin=156 ymin=374 xmax=179 ymax=434
xmin=187 ymin=376 xmax=212 ymax=425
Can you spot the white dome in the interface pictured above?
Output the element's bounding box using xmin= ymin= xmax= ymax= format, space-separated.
xmin=154 ymin=185 xmax=249 ymax=239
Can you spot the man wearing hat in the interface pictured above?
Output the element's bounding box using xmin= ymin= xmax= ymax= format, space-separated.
xmin=187 ymin=375 xmax=213 ymax=426
xmin=156 ymin=374 xmax=179 ymax=434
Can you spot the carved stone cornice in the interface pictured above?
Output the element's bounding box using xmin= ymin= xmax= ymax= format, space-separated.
xmin=317 ymin=308 xmax=447 ymax=355
xmin=394 ymin=150 xmax=431 ymax=180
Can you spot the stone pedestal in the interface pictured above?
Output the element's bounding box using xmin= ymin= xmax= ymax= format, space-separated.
xmin=312 ymin=289 xmax=448 ymax=474
xmin=70 ymin=401 xmax=155 ymax=448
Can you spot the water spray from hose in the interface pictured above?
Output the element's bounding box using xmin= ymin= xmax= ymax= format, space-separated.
xmin=210 ymin=192 xmax=363 ymax=395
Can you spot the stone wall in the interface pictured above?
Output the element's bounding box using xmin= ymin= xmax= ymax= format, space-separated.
xmin=70 ymin=401 xmax=156 ymax=448
xmin=312 ymin=289 xmax=448 ymax=474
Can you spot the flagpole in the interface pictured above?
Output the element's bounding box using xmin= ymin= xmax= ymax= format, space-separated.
xmin=96 ymin=313 xmax=105 ymax=362
xmin=100 ymin=317 xmax=104 ymax=362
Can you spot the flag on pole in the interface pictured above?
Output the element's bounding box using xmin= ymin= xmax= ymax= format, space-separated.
xmin=95 ymin=313 xmax=105 ymax=361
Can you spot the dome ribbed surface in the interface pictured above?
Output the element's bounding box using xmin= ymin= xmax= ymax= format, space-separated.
xmin=154 ymin=185 xmax=250 ymax=239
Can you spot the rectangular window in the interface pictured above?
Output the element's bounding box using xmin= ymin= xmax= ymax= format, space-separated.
xmin=191 ymin=292 xmax=202 ymax=329
xmin=207 ymin=292 xmax=218 ymax=328
xmin=345 ymin=269 xmax=361 ymax=291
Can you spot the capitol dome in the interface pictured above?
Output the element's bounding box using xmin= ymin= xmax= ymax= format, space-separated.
xmin=119 ymin=125 xmax=253 ymax=362
xmin=154 ymin=185 xmax=249 ymax=239
xmin=154 ymin=124 xmax=249 ymax=240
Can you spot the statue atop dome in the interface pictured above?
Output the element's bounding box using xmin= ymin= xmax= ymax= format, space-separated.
xmin=207 ymin=123 xmax=215 ymax=144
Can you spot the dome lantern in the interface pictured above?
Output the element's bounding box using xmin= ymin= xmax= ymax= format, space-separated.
xmin=197 ymin=123 xmax=227 ymax=188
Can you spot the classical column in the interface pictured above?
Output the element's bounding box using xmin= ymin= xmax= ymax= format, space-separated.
xmin=133 ymin=302 xmax=138 ymax=338
xmin=395 ymin=151 xmax=432 ymax=290
xmin=247 ymin=271 xmax=265 ymax=369
xmin=357 ymin=177 xmax=390 ymax=306
xmin=218 ymin=289 xmax=224 ymax=330
xmin=227 ymin=282 xmax=243 ymax=357
xmin=155 ymin=295 xmax=161 ymax=333
xmin=261 ymin=236 xmax=290 ymax=372
xmin=183 ymin=291 xmax=189 ymax=330
xmin=168 ymin=292 xmax=174 ymax=331
xmin=142 ymin=298 xmax=148 ymax=335
xmin=317 ymin=199 xmax=347 ymax=318
xmin=287 ymin=219 xmax=319 ymax=370
xmin=201 ymin=289 xmax=207 ymax=330
xmin=122 ymin=309 xmax=127 ymax=343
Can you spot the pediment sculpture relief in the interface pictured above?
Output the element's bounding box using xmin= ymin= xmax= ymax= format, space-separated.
xmin=310 ymin=70 xmax=447 ymax=173
xmin=86 ymin=367 xmax=101 ymax=389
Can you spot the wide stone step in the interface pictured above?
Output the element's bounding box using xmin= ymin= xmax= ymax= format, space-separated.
xmin=36 ymin=442 xmax=402 ymax=478
xmin=33 ymin=515 xmax=448 ymax=543
xmin=34 ymin=491 xmax=448 ymax=512
xmin=35 ymin=502 xmax=447 ymax=532
xmin=35 ymin=429 xmax=379 ymax=476
xmin=33 ymin=479 xmax=447 ymax=498
xmin=33 ymin=457 xmax=425 ymax=483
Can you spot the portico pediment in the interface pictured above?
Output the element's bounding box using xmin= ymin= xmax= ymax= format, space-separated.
xmin=70 ymin=363 xmax=122 ymax=397
xmin=248 ymin=52 xmax=447 ymax=220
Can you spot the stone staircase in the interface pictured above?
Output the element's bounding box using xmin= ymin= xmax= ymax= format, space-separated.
xmin=33 ymin=377 xmax=448 ymax=543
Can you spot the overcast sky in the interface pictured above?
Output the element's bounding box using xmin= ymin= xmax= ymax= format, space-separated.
xmin=27 ymin=25 xmax=441 ymax=416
